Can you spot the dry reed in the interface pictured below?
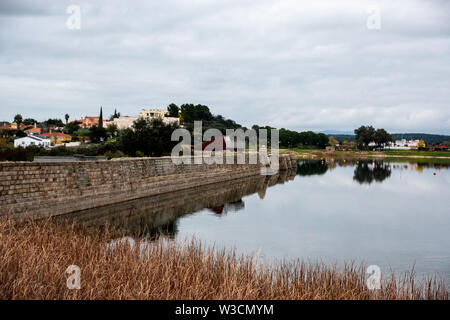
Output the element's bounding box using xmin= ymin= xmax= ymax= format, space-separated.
xmin=0 ymin=218 xmax=447 ymax=300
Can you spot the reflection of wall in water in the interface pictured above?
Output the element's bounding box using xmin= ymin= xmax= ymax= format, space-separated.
xmin=57 ymin=168 xmax=297 ymax=238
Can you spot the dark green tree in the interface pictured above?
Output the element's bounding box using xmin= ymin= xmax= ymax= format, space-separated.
xmin=120 ymin=118 xmax=179 ymax=157
xmin=89 ymin=125 xmax=107 ymax=143
xmin=354 ymin=125 xmax=376 ymax=149
xmin=23 ymin=118 xmax=37 ymax=125
xmin=64 ymin=121 xmax=81 ymax=135
xmin=316 ymin=133 xmax=329 ymax=149
xmin=374 ymin=128 xmax=393 ymax=148
xmin=167 ymin=103 xmax=180 ymax=117
xmin=65 ymin=113 xmax=70 ymax=124
xmin=42 ymin=119 xmax=64 ymax=128
xmin=14 ymin=114 xmax=23 ymax=128
xmin=99 ymin=107 xmax=103 ymax=128
xmin=180 ymin=104 xmax=213 ymax=123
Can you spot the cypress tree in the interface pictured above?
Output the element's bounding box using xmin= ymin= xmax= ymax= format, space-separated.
xmin=99 ymin=106 xmax=103 ymax=128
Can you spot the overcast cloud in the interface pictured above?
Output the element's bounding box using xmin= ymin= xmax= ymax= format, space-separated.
xmin=0 ymin=0 xmax=449 ymax=133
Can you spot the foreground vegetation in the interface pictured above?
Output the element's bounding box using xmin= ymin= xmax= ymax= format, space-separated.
xmin=0 ymin=218 xmax=447 ymax=300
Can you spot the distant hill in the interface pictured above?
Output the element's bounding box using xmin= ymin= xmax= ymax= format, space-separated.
xmin=328 ymin=133 xmax=450 ymax=144
xmin=320 ymin=130 xmax=355 ymax=135
xmin=391 ymin=133 xmax=450 ymax=144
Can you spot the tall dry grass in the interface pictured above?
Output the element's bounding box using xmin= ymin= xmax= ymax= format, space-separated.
xmin=0 ymin=218 xmax=447 ymax=300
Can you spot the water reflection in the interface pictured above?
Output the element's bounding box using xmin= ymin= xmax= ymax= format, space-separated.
xmin=55 ymin=159 xmax=450 ymax=283
xmin=57 ymin=168 xmax=297 ymax=239
xmin=353 ymin=161 xmax=392 ymax=184
xmin=57 ymin=160 xmax=450 ymax=239
xmin=297 ymin=160 xmax=328 ymax=176
xmin=298 ymin=159 xmax=449 ymax=184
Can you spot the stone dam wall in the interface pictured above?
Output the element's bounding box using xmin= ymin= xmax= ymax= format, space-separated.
xmin=0 ymin=154 xmax=297 ymax=219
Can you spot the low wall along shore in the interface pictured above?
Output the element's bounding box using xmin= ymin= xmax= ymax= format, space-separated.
xmin=0 ymin=154 xmax=297 ymax=219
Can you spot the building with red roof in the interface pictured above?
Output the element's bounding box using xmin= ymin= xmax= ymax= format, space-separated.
xmin=40 ymin=131 xmax=72 ymax=145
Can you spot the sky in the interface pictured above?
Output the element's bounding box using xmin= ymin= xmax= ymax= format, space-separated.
xmin=0 ymin=0 xmax=449 ymax=134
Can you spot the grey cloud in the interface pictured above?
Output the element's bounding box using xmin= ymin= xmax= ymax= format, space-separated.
xmin=0 ymin=0 xmax=449 ymax=133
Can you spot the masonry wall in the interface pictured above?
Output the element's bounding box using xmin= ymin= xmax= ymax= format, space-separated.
xmin=0 ymin=154 xmax=297 ymax=219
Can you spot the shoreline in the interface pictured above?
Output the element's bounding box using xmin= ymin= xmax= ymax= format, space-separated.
xmin=281 ymin=149 xmax=450 ymax=162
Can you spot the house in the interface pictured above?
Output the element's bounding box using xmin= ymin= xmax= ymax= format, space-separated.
xmin=40 ymin=131 xmax=72 ymax=145
xmin=25 ymin=124 xmax=41 ymax=135
xmin=424 ymin=145 xmax=449 ymax=152
xmin=201 ymin=136 xmax=235 ymax=151
xmin=0 ymin=123 xmax=24 ymax=137
xmin=79 ymin=116 xmax=109 ymax=128
xmin=10 ymin=122 xmax=28 ymax=130
xmin=139 ymin=108 xmax=180 ymax=126
xmin=112 ymin=109 xmax=180 ymax=130
xmin=112 ymin=116 xmax=139 ymax=130
xmin=139 ymin=109 xmax=168 ymax=119
xmin=335 ymin=144 xmax=357 ymax=151
xmin=14 ymin=135 xmax=51 ymax=148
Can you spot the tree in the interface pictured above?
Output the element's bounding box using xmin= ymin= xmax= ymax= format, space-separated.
xmin=23 ymin=118 xmax=37 ymax=125
xmin=167 ymin=103 xmax=180 ymax=117
xmin=14 ymin=114 xmax=23 ymax=129
xmin=99 ymin=107 xmax=103 ymax=128
xmin=106 ymin=123 xmax=118 ymax=137
xmin=374 ymin=128 xmax=393 ymax=148
xmin=180 ymin=104 xmax=213 ymax=123
xmin=89 ymin=125 xmax=107 ymax=143
xmin=64 ymin=121 xmax=81 ymax=135
xmin=328 ymin=136 xmax=339 ymax=146
xmin=109 ymin=109 xmax=120 ymax=121
xmin=120 ymin=118 xmax=179 ymax=157
xmin=354 ymin=125 xmax=376 ymax=149
xmin=315 ymin=133 xmax=328 ymax=148
xmin=65 ymin=114 xmax=70 ymax=124
xmin=42 ymin=119 xmax=64 ymax=128
xmin=418 ymin=140 xmax=426 ymax=148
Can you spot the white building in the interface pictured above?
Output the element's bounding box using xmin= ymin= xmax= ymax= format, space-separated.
xmin=14 ymin=135 xmax=51 ymax=148
xmin=139 ymin=108 xmax=168 ymax=118
xmin=386 ymin=139 xmax=421 ymax=150
xmin=140 ymin=108 xmax=179 ymax=126
xmin=113 ymin=116 xmax=139 ymax=130
xmin=112 ymin=109 xmax=180 ymax=130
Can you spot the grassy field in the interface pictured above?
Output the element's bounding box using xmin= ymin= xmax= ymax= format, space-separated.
xmin=287 ymin=148 xmax=450 ymax=160
xmin=383 ymin=150 xmax=450 ymax=157
xmin=0 ymin=218 xmax=447 ymax=300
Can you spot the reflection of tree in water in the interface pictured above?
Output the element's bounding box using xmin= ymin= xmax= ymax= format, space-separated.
xmin=297 ymin=160 xmax=328 ymax=176
xmin=353 ymin=161 xmax=391 ymax=184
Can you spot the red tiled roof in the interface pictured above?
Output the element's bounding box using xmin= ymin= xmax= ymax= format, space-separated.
xmin=41 ymin=132 xmax=72 ymax=138
xmin=25 ymin=127 xmax=41 ymax=133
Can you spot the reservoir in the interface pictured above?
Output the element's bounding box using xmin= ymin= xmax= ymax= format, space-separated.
xmin=63 ymin=159 xmax=450 ymax=284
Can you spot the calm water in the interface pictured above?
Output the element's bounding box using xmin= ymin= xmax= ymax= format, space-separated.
xmin=65 ymin=159 xmax=450 ymax=283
